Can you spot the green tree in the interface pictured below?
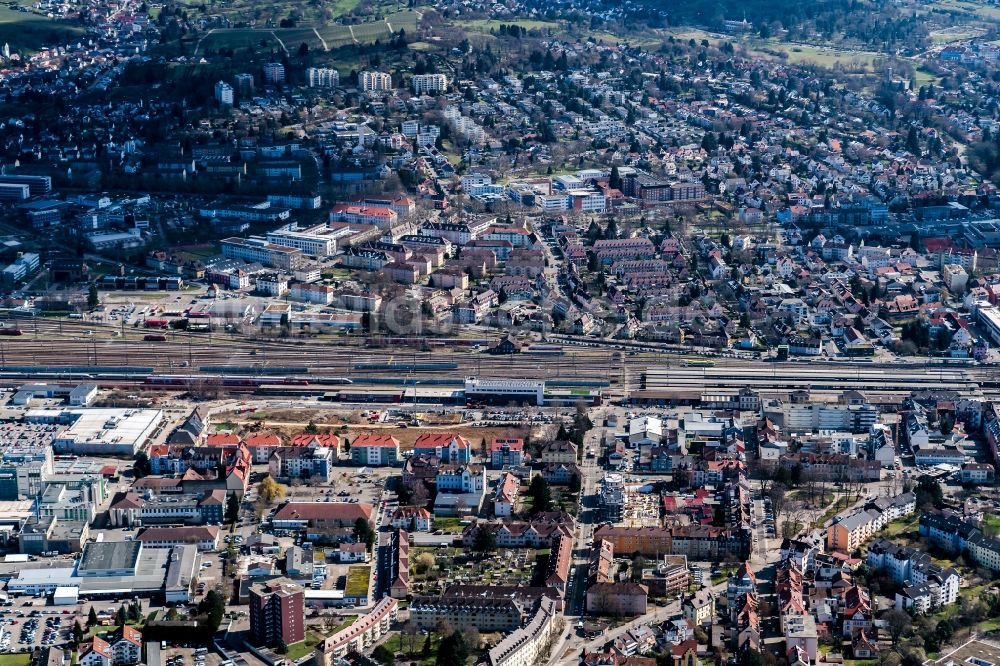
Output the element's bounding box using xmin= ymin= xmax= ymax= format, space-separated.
xmin=87 ymin=283 xmax=99 ymax=310
xmin=609 ymin=165 xmax=622 ymax=190
xmin=225 ymin=493 xmax=240 ymax=524
xmin=353 ymin=517 xmax=375 ymax=549
xmin=701 ymin=132 xmax=718 ymax=152
xmin=133 ymin=452 xmax=151 ymax=478
xmin=73 ymin=620 xmax=84 ymax=645
xmin=436 ymin=631 xmax=469 ymax=666
xmin=527 ymin=475 xmax=553 ymax=514
xmin=199 ymin=590 xmax=226 ymax=632
xmin=116 ymin=605 xmax=127 ymax=628
xmin=257 ymin=476 xmax=286 ymax=505
xmin=569 ymin=473 xmax=582 ymax=493
xmin=916 ymin=476 xmax=944 ymax=509
xmin=87 ymin=606 xmax=98 ymax=627
xmin=372 ymin=646 xmax=394 ymax=665
xmin=472 ymin=527 xmax=497 ymax=556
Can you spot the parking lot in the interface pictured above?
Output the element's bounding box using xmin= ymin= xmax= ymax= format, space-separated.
xmin=0 ymin=605 xmax=81 ymax=653
xmin=163 ymin=643 xmax=227 ymax=666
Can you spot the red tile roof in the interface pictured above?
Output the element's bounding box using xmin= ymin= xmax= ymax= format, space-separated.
xmin=352 ymin=433 xmax=400 ymax=448
xmin=414 ymin=433 xmax=470 ymax=448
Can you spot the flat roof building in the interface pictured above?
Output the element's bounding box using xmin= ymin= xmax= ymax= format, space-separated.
xmin=77 ymin=541 xmax=143 ymax=577
xmin=25 ymin=408 xmax=165 ymax=456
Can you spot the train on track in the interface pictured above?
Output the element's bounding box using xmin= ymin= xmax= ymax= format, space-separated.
xmin=144 ymin=374 xmax=310 ymax=387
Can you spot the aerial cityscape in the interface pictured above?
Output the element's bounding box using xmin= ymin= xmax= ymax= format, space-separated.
xmin=3 ymin=0 xmax=1000 ymax=664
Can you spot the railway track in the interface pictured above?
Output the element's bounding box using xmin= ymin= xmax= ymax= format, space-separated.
xmin=1 ymin=316 xmax=996 ymax=398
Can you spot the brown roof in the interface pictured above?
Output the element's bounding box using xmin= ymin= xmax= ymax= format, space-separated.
xmin=273 ymin=502 xmax=373 ymax=522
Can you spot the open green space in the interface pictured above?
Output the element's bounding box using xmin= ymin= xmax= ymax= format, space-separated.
xmin=284 ymin=640 xmax=316 ymax=661
xmin=333 ymin=615 xmax=357 ymax=633
xmin=982 ymin=514 xmax=1000 ymax=536
xmin=456 ymin=18 xmax=560 ymax=32
xmin=283 ymin=627 xmax=332 ymax=661
xmin=938 ymin=0 xmax=1000 ymax=20
xmin=813 ymin=496 xmax=853 ymax=528
xmin=382 ymin=632 xmax=442 ymax=666
xmin=0 ymin=654 xmax=32 ymax=666
xmin=930 ymin=27 xmax=985 ymax=44
xmin=197 ymin=10 xmax=418 ymax=54
xmin=345 ymin=565 xmax=370 ymax=597
xmin=0 ymin=6 xmax=84 ymax=53
xmin=432 ymin=516 xmax=465 ymax=533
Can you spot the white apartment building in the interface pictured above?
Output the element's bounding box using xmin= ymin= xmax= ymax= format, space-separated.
xmin=307 ymin=67 xmax=340 ymax=88
xmin=411 ymin=73 xmax=448 ymax=94
xmin=360 ymin=71 xmax=392 ymax=92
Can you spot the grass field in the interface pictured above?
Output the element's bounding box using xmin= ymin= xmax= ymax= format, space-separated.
xmin=930 ymin=26 xmax=986 ymax=44
xmin=662 ymin=26 xmax=881 ymax=72
xmin=432 ymin=517 xmax=465 ymax=533
xmin=0 ymin=654 xmax=31 ymax=666
xmin=345 ymin=565 xmax=370 ymax=598
xmin=766 ymin=43 xmax=880 ymax=70
xmin=456 ymin=18 xmax=560 ymax=32
xmin=196 ymin=10 xmax=419 ymax=53
xmin=983 ymin=514 xmax=1000 ymax=536
xmin=938 ymin=0 xmax=1000 ymax=20
xmin=0 ymin=6 xmax=84 ymax=53
xmin=381 ymin=632 xmax=442 ymax=666
xmin=284 ymin=640 xmax=316 ymax=661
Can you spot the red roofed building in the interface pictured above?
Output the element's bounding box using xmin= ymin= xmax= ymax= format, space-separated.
xmin=493 ymin=471 xmax=519 ymax=517
xmin=248 ymin=433 xmax=341 ymax=463
xmin=350 ymin=433 xmax=400 ymax=466
xmin=668 ymin=640 xmax=697 ymax=666
xmin=245 ymin=433 xmax=283 ymax=463
xmin=390 ymin=506 xmax=432 ymax=531
xmin=110 ymin=626 xmax=142 ymax=665
xmin=291 ymin=434 xmax=341 ymax=449
xmin=488 ymin=437 xmax=524 ymax=468
xmin=80 ymin=636 xmax=112 ymax=666
xmin=206 ymin=433 xmax=241 ymax=446
xmin=272 ymin=502 xmax=374 ymax=530
xmin=413 ymin=433 xmax=471 ymax=464
xmin=329 ymin=204 xmax=398 ymax=226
